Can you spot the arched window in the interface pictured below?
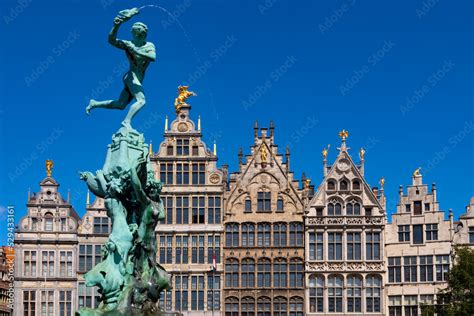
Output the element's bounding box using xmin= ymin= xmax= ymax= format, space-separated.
xmin=242 ymin=223 xmax=255 ymax=247
xmin=289 ymin=258 xmax=304 ymax=288
xmin=257 ymin=297 xmax=271 ymax=316
xmin=289 ymin=223 xmax=303 ymax=246
xmin=340 ymin=179 xmax=349 ymax=191
xmin=352 ymin=180 xmax=361 ymax=190
xmin=366 ymin=275 xmax=382 ymax=312
xmin=347 ymin=275 xmax=362 ymax=312
xmin=274 ymin=297 xmax=288 ymax=316
xmin=241 ymin=258 xmax=255 ymax=288
xmin=257 ymin=223 xmax=271 ymax=246
xmin=328 ymin=275 xmax=343 ymax=312
xmin=328 ymin=202 xmax=342 ymax=216
xmin=225 ymin=297 xmax=239 ymax=316
xmin=273 ymin=258 xmax=287 ymax=288
xmin=225 ymin=223 xmax=239 ymax=247
xmin=44 ymin=212 xmax=54 ymax=231
xmin=241 ymin=297 xmax=255 ymax=316
xmin=309 ymin=275 xmax=324 ymax=313
xmin=346 ymin=202 xmax=361 ymax=216
xmin=257 ymin=258 xmax=271 ymax=287
xmin=273 ymin=223 xmax=287 ymax=246
xmin=245 ymin=199 xmax=252 ymax=213
xmin=277 ymin=198 xmax=284 ymax=212
xmin=289 ymin=297 xmax=304 ymax=316
xmin=225 ymin=259 xmax=239 ymax=288
xmin=327 ymin=180 xmax=336 ymax=190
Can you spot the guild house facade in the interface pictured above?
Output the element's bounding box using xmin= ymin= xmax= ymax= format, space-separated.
xmin=12 ymin=104 xmax=474 ymax=316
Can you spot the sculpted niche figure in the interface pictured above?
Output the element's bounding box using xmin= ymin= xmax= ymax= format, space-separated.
xmin=86 ymin=8 xmax=156 ymax=129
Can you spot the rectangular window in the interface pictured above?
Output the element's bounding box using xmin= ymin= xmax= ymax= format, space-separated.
xmin=436 ymin=255 xmax=449 ymax=281
xmin=414 ymin=201 xmax=422 ymax=215
xmin=388 ymin=257 xmax=402 ymax=283
xmin=405 ymin=204 xmax=411 ymax=213
xmin=23 ymin=251 xmax=37 ymax=277
xmin=45 ymin=218 xmax=53 ymax=231
xmin=93 ymin=217 xmax=110 ymax=234
xmin=163 ymin=196 xmax=173 ymax=224
xmin=328 ymin=232 xmax=342 ymax=260
xmin=365 ymin=207 xmax=372 ymax=216
xmin=42 ymin=251 xmax=55 ymax=277
xmin=192 ymin=163 xmax=206 ymax=185
xmin=59 ymin=251 xmax=73 ymax=277
xmin=40 ymin=290 xmax=54 ymax=316
xmin=404 ymin=256 xmax=417 ymax=282
xmin=23 ymin=290 xmax=36 ymax=316
xmin=175 ymin=196 xmax=189 ymax=224
xmin=404 ymin=295 xmax=418 ymax=316
xmin=257 ymin=192 xmax=271 ymax=212
xmin=366 ymin=232 xmax=380 ymax=260
xmin=419 ymin=255 xmax=434 ymax=282
xmin=192 ymin=236 xmax=198 ymax=263
xmin=309 ymin=232 xmax=323 ymax=260
xmin=160 ymin=163 xmax=173 ymax=185
xmin=207 ymin=275 xmax=220 ymax=311
xmin=470 ymin=227 xmax=474 ymax=244
xmin=257 ymin=224 xmax=271 ymax=246
xmin=176 ymin=163 xmax=190 ymax=185
xmin=192 ymin=197 xmax=205 ymax=224
xmin=207 ymin=235 xmax=221 ymax=264
xmin=176 ymin=139 xmax=189 ymax=156
xmin=425 ymin=203 xmax=430 ymax=211
xmin=398 ymin=225 xmax=410 ymax=242
xmin=426 ymin=224 xmax=438 ymax=241
xmin=198 ymin=236 xmax=205 ymax=264
xmin=175 ymin=275 xmax=189 ymax=311
xmin=59 ymin=291 xmax=72 ymax=316
xmin=192 ymin=145 xmax=199 ymax=156
xmin=347 ymin=232 xmax=361 ymax=260
xmin=413 ymin=224 xmax=423 ymax=244
xmin=208 ymin=196 xmax=221 ymax=224
xmin=388 ymin=295 xmax=402 ymax=316
xmin=167 ymin=145 xmax=173 ymax=156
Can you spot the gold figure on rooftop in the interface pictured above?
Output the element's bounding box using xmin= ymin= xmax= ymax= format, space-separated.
xmin=174 ymin=85 xmax=197 ymax=114
xmin=359 ymin=148 xmax=365 ymax=159
xmin=322 ymin=144 xmax=330 ymax=159
xmin=413 ymin=167 xmax=422 ymax=178
xmin=45 ymin=160 xmax=54 ymax=177
xmin=338 ymin=129 xmax=349 ymax=141
xmin=260 ymin=145 xmax=268 ymax=162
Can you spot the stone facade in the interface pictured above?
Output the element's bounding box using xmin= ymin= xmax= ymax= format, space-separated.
xmin=385 ymin=174 xmax=453 ymax=316
xmin=14 ymin=177 xmax=80 ymax=316
xmin=11 ymin=119 xmax=474 ymax=316
xmin=150 ymin=104 xmax=227 ymax=315
xmin=0 ymin=247 xmax=13 ymax=316
xmin=223 ymin=123 xmax=306 ymax=316
xmin=305 ymin=136 xmax=386 ymax=315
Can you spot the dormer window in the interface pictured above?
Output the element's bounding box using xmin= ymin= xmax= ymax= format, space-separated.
xmin=346 ymin=202 xmax=361 ymax=215
xmin=327 ymin=180 xmax=336 ymax=191
xmin=257 ymin=192 xmax=271 ymax=212
xmin=340 ymin=180 xmax=348 ymax=191
xmin=176 ymin=139 xmax=190 ymax=156
xmin=44 ymin=212 xmax=54 ymax=231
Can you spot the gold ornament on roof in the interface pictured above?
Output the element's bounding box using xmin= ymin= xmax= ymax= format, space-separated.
xmin=413 ymin=167 xmax=422 ymax=177
xmin=174 ymin=85 xmax=196 ymax=114
xmin=338 ymin=129 xmax=349 ymax=141
xmin=359 ymin=148 xmax=365 ymax=159
xmin=322 ymin=144 xmax=330 ymax=158
xmin=260 ymin=145 xmax=268 ymax=162
xmin=45 ymin=160 xmax=54 ymax=177
xmin=379 ymin=177 xmax=385 ymax=188
xmin=304 ymin=178 xmax=311 ymax=190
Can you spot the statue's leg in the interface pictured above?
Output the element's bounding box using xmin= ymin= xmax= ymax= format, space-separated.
xmin=121 ymin=79 xmax=145 ymax=128
xmin=86 ymin=88 xmax=132 ymax=114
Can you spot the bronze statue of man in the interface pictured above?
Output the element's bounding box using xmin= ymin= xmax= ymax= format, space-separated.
xmin=86 ymin=8 xmax=156 ymax=129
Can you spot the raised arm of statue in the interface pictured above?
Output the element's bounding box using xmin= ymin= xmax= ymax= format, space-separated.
xmin=108 ymin=17 xmax=126 ymax=49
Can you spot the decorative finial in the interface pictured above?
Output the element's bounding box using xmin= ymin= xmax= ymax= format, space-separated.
xmin=304 ymin=178 xmax=311 ymax=190
xmin=164 ymin=116 xmax=169 ymax=131
xmin=149 ymin=141 xmax=153 ymax=156
xmin=197 ymin=115 xmax=201 ymax=131
xmin=359 ymin=148 xmax=365 ymax=160
xmin=86 ymin=190 xmax=90 ymax=206
xmin=379 ymin=177 xmax=385 ymax=188
xmin=174 ymin=85 xmax=196 ymax=114
xmin=413 ymin=167 xmax=422 ymax=178
xmin=322 ymin=144 xmax=330 ymax=159
xmin=213 ymin=142 xmax=217 ymax=156
xmin=338 ymin=129 xmax=349 ymax=141
xmin=45 ymin=159 xmax=54 ymax=177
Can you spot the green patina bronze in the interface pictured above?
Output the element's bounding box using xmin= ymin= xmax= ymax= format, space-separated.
xmin=77 ymin=8 xmax=178 ymax=316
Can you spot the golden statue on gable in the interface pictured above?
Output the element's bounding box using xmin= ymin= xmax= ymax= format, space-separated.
xmin=45 ymin=159 xmax=54 ymax=177
xmin=174 ymin=85 xmax=197 ymax=114
xmin=260 ymin=145 xmax=268 ymax=162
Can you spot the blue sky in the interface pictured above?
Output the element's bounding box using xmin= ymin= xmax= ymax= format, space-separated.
xmin=0 ymin=0 xmax=472 ymax=245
